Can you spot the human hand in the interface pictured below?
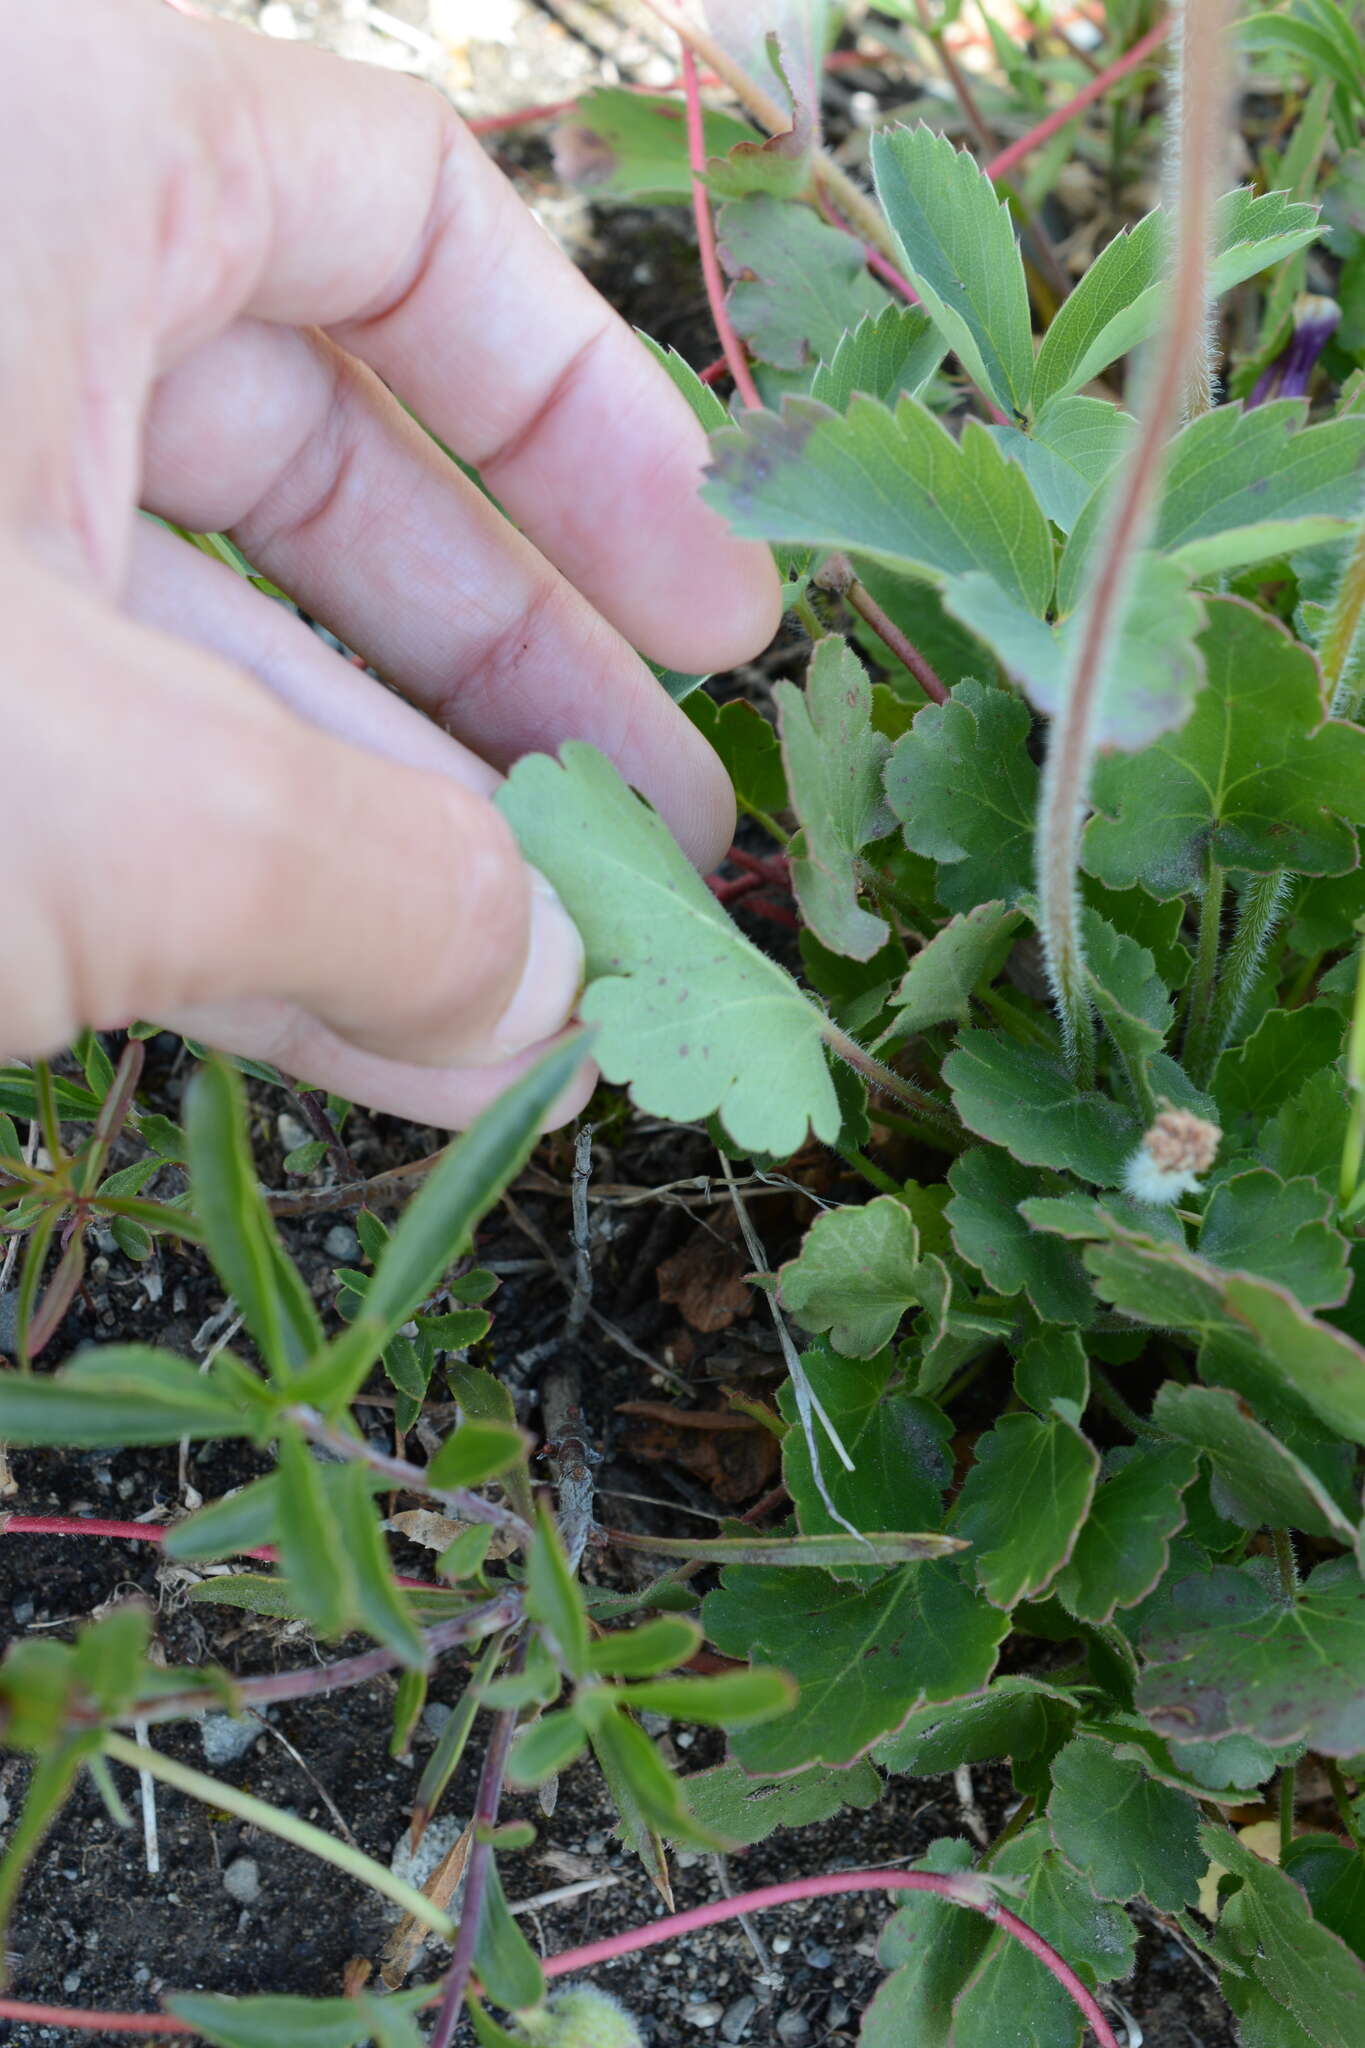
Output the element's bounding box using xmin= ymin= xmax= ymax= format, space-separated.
xmin=3 ymin=0 xmax=778 ymax=1127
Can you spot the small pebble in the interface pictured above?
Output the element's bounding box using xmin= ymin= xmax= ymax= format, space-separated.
xmin=804 ymin=1944 xmax=832 ymax=1970
xmin=771 ymin=1934 xmax=792 ymax=1956
xmin=11 ymin=1599 xmax=34 ymax=1627
xmin=200 ymin=1712 xmax=263 ymax=1767
xmin=584 ymin=1831 xmax=607 ymax=1855
xmin=776 ymin=2015 xmax=811 ymax=2046
xmin=275 ymin=1112 xmax=309 ymax=1153
xmin=686 ymin=2003 xmax=723 ymax=2030
xmin=388 ymin=1814 xmax=466 ymax=1922
xmin=324 ymin=1224 xmax=361 ymax=1262
xmin=62 ymin=1973 xmax=81 ymax=1994
xmin=0 ymin=1792 xmax=11 ymax=1828
xmin=721 ymin=1994 xmax=757 ymax=2041
xmin=420 ymin=1702 xmax=453 ymax=1740
xmin=222 ymin=1857 xmax=261 ymax=1906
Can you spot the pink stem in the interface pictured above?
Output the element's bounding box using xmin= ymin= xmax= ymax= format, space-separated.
xmin=681 ymin=48 xmax=762 ymax=410
xmin=0 ymin=1867 xmax=1120 ymax=2044
xmin=985 ymin=16 xmax=1171 ymax=184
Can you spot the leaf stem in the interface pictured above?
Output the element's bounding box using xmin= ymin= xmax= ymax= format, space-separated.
xmin=984 ymin=16 xmax=1172 ymax=184
xmin=1322 ymin=504 xmax=1365 ymax=717
xmin=286 ymin=1404 xmax=530 ymax=1539
xmin=1272 ymin=1526 xmax=1299 ymax=1601
xmin=102 ymin=1730 xmax=456 ymax=1937
xmin=428 ymin=1681 xmax=521 ymax=2048
xmin=1278 ymin=1757 xmax=1297 ymax=1861
xmin=1181 ymin=858 xmax=1227 ymax=1081
xmin=1326 ymin=1759 xmax=1363 ymax=1850
xmin=836 ymin=1144 xmax=903 ymax=1197
xmin=1203 ymin=870 xmax=1290 ymax=1069
xmin=817 ymin=553 xmax=948 ymax=704
xmin=680 ymin=48 xmax=762 ymax=410
xmin=821 ymin=1025 xmax=963 ymax=1146
xmin=1035 ymin=0 xmax=1230 ymax=1080
xmin=1342 ymin=936 xmax=1365 ymax=1212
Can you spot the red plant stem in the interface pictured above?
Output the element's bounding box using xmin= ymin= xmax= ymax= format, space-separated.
xmin=0 ymin=1866 xmax=1121 ymax=2045
xmin=698 ymin=354 xmax=729 ymax=384
xmin=844 ymin=580 xmax=949 ymax=705
xmin=1 ymin=1513 xmax=429 ymax=1588
xmin=985 ymin=15 xmax=1171 ymax=184
xmin=681 ymin=48 xmax=762 ymax=410
xmin=428 ymin=1692 xmax=520 ymax=2048
xmin=863 ymin=242 xmax=921 ymax=305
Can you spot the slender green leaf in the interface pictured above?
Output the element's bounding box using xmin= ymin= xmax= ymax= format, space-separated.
xmin=0 ymin=1348 xmax=265 ymax=1446
xmin=777 ymin=636 xmax=894 ymax=960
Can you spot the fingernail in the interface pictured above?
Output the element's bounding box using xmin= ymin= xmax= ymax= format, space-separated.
xmin=490 ymin=870 xmax=585 ymax=1059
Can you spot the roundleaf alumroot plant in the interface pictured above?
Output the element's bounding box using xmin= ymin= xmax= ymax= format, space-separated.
xmin=5 ymin=4 xmax=1365 ymax=2046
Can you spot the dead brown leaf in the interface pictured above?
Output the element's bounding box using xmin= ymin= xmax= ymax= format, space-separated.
xmin=616 ymin=1401 xmax=779 ymax=1505
xmin=656 ymin=1229 xmax=754 ymax=1333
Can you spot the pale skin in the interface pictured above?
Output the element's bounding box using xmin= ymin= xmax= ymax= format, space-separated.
xmin=2 ymin=0 xmax=780 ymax=1128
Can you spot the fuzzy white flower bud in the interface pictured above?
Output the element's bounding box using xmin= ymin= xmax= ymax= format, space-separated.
xmin=1122 ymin=1102 xmax=1221 ymax=1206
xmin=515 ymin=1985 xmax=645 ymax=2048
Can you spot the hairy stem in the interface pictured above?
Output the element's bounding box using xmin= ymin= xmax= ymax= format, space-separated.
xmin=1038 ymin=0 xmax=1231 ymax=1077
xmin=1181 ymin=858 xmax=1227 ymax=1081
xmin=1342 ymin=938 xmax=1365 ymax=1213
xmin=103 ymin=1731 xmax=456 ymax=1936
xmin=681 ymin=48 xmax=761 ymax=409
xmin=1203 ymin=869 xmax=1289 ymax=1069
xmin=822 ymin=1024 xmax=963 ymax=1146
xmin=1323 ymin=509 xmax=1365 ymax=718
xmin=1326 ymin=1759 xmax=1364 ymax=1850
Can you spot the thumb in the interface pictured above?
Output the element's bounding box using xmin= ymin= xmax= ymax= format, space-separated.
xmin=4 ymin=557 xmax=583 ymax=1071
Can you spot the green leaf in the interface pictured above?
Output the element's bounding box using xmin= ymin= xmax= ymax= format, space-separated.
xmin=777 ymin=1198 xmax=920 ymax=1357
xmin=1014 ymin=1327 xmax=1090 ymax=1413
xmin=1140 ymin=1559 xmax=1365 ymax=1755
xmin=1081 ymin=905 xmax=1175 ymax=1088
xmin=874 ymin=1674 xmax=1078 ymax=1776
xmin=275 ymin=1431 xmax=351 ymax=1638
xmin=167 ymin=1993 xmax=427 ymax=2048
xmin=871 ymin=124 xmax=1033 ymax=421
xmin=1032 ymin=188 xmax=1321 ymax=411
xmin=619 ymin=1528 xmax=961 ymax=1568
xmin=953 ymin=1822 xmax=1137 ymax=2046
xmin=72 ymin=1605 xmax=153 ymax=1715
xmin=1048 ymin=1733 xmax=1204 ymax=1910
xmin=589 ymin=1704 xmax=717 ymax=1849
xmin=1152 ymin=1382 xmax=1356 ymax=1541
xmin=497 ymin=745 xmax=839 ymax=1155
xmin=526 ymin=1505 xmax=590 ymax=1676
xmin=777 ymin=636 xmax=893 ymax=959
xmin=1052 ymin=1446 xmax=1197 ymax=1626
xmin=945 ymin=1030 xmax=1136 ymax=1185
xmin=1064 ymin=399 xmax=1365 ymax=594
xmin=1086 ymin=596 xmax=1365 ymax=897
xmin=505 ymin=1709 xmax=589 ymax=1787
xmin=717 ymin=194 xmax=888 ymax=372
xmin=292 ymin=1038 xmax=585 ymax=1410
xmin=948 ymin=552 xmax=1205 ymax=754
xmin=947 ymin=1150 xmax=1095 ymax=1325
xmin=885 ymin=681 xmax=1039 ymax=914
xmin=990 ymin=395 xmax=1137 ymax=532
xmin=706 ymin=397 xmax=1055 ymax=611
xmin=809 ymin=303 xmax=945 ymax=412
xmin=861 ymin=1838 xmax=991 ymax=2048
xmin=585 ymin=1616 xmax=702 ymax=1678
xmin=705 ymin=1562 xmax=1006 ymax=1771
xmin=779 ymin=1346 xmax=952 ymax=1570
xmin=1198 ymin=1169 xmax=1350 ymax=1310
xmin=622 ymin=1667 xmax=795 ymax=1726
xmin=1282 ymin=1835 xmax=1365 ymax=1963
xmin=1212 ymin=1007 xmax=1344 ymax=1122
xmin=552 ymin=87 xmax=758 ymax=203
xmin=679 ymin=1756 xmax=881 ymax=1845
xmin=682 ymin=692 xmax=788 ymax=820
xmin=185 ymin=1059 xmax=322 ymax=1379
xmin=1072 ymin=1209 xmax=1365 ymax=1445
xmin=953 ymin=1410 xmax=1099 ymax=1609
xmin=334 ymin=1463 xmax=427 ymax=1667
xmin=909 ymin=1254 xmax=1014 ymax=1399
xmin=0 ymin=1348 xmax=264 ymax=1446
xmin=425 ymin=1420 xmax=527 ymax=1490
xmin=879 ymin=903 xmax=1023 ymax=1044
xmin=473 ymin=1858 xmax=545 ymax=2013
xmin=1206 ymin=1821 xmax=1365 ymax=2048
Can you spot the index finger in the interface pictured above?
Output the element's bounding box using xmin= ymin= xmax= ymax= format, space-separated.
xmin=155 ymin=4 xmax=780 ymax=675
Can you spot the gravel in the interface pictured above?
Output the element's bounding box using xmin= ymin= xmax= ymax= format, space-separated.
xmin=199 ymin=1711 xmax=264 ymax=1767
xmin=222 ymin=1857 xmax=261 ymax=1906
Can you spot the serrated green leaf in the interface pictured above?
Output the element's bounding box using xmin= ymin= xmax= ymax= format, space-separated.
xmin=1212 ymin=1007 xmax=1344 ymax=1122
xmin=861 ymin=1838 xmax=991 ymax=2048
xmin=777 ymin=636 xmax=893 ymax=959
xmin=682 ymin=692 xmax=788 ymax=820
xmin=1085 ymin=597 xmax=1365 ymax=896
xmin=947 ymin=553 xmax=1205 ymax=753
xmin=909 ymin=1253 xmax=1014 ymax=1399
xmin=717 ymin=194 xmax=888 ymax=371
xmin=1259 ymin=1065 xmax=1352 ymax=1181
xmin=872 ymin=124 xmax=1033 ymax=420
xmin=809 ymin=303 xmax=945 ymax=411
xmin=1048 ymin=1733 xmax=1204 ymax=1909
xmin=705 ymin=1562 xmax=1006 ymax=1771
xmin=1140 ymin=1560 xmax=1365 ymax=1755
xmin=1053 ymin=1446 xmax=1197 ymax=1626
xmin=185 ymin=1059 xmax=322 ymax=1379
xmin=885 ymin=681 xmax=1038 ymax=914
xmin=777 ymin=1199 xmax=920 ymax=1356
xmin=874 ymin=1674 xmax=1078 ymax=1776
xmin=990 ymin=395 xmax=1137 ymax=531
xmin=947 ymin=1149 xmax=1094 ymax=1325
xmin=552 ymin=87 xmax=758 ymax=203
xmin=1282 ymin=1835 xmax=1365 ymax=1963
xmin=0 ymin=1348 xmax=264 ymax=1447
xmin=497 ymin=744 xmax=839 ymax=1155
xmin=1205 ymin=1821 xmax=1365 ymax=2048
xmin=945 ymin=1030 xmax=1136 ymax=1186
xmin=1081 ymin=905 xmax=1174 ymax=1093
xmin=1032 ymin=189 xmax=1321 ymax=411
xmin=1198 ymin=1168 xmax=1350 ymax=1309
xmin=704 ymin=397 xmax=1054 ymax=609
xmin=954 ymin=1822 xmax=1137 ymax=2046
xmin=953 ymin=1410 xmax=1099 ymax=1609
xmin=679 ymin=1755 xmax=881 ymax=1845
xmin=1152 ymin=1382 xmax=1356 ymax=1541
xmin=879 ymin=903 xmax=1023 ymax=1044
xmin=1014 ymin=1327 xmax=1089 ymax=1414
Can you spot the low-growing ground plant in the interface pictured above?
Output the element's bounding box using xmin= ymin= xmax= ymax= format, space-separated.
xmin=4 ymin=2 xmax=1365 ymax=2042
